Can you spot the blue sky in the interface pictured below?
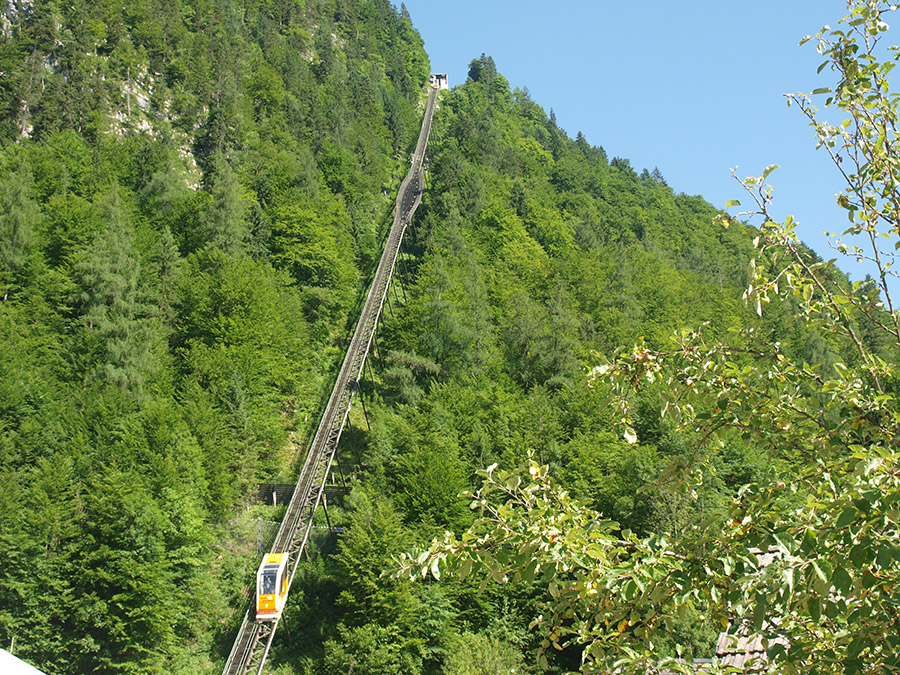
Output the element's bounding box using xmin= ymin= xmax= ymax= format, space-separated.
xmin=401 ymin=0 xmax=867 ymax=278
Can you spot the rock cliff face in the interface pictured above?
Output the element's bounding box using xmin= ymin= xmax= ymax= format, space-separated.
xmin=5 ymin=0 xmax=31 ymax=23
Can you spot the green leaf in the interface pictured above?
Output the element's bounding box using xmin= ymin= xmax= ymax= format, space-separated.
xmin=623 ymin=579 xmax=638 ymax=601
xmin=812 ymin=87 xmax=833 ymax=95
xmin=752 ymin=594 xmax=767 ymax=631
xmin=725 ymin=199 xmax=741 ymax=208
xmin=809 ymin=596 xmax=821 ymax=622
xmin=783 ymin=567 xmax=794 ymax=594
xmin=849 ymin=544 xmax=868 ymax=568
xmin=762 ymin=164 xmax=779 ymax=179
xmin=812 ymin=561 xmax=828 ymax=583
xmin=877 ymin=546 xmax=892 ymax=569
xmin=832 ymin=566 xmax=852 ymax=593
xmin=836 ymin=506 xmax=858 ymax=528
xmin=458 ymin=557 xmax=473 ymax=580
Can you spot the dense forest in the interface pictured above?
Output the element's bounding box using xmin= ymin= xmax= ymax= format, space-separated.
xmin=0 ymin=0 xmax=431 ymax=671
xmin=2 ymin=0 xmax=897 ymax=673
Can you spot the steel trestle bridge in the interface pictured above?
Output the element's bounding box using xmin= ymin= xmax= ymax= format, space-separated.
xmin=222 ymin=86 xmax=438 ymax=675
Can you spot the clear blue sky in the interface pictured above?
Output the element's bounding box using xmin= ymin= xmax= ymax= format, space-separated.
xmin=401 ymin=0 xmax=870 ymax=279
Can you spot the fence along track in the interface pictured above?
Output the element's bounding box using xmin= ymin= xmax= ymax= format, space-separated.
xmin=223 ymin=87 xmax=438 ymax=675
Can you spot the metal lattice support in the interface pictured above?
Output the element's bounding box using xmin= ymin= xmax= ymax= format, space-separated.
xmin=222 ymin=87 xmax=438 ymax=675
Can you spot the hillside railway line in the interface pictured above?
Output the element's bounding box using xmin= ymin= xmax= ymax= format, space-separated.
xmin=222 ymin=84 xmax=439 ymax=675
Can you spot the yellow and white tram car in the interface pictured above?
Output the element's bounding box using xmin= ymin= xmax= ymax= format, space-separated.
xmin=256 ymin=552 xmax=289 ymax=621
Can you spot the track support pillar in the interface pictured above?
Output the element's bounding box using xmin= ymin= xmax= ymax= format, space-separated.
xmin=357 ymin=378 xmax=371 ymax=431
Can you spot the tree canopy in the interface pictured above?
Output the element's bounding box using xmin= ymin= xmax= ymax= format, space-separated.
xmin=0 ymin=0 xmax=431 ymax=671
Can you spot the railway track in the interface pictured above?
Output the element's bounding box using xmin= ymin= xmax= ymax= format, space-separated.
xmin=222 ymin=85 xmax=438 ymax=675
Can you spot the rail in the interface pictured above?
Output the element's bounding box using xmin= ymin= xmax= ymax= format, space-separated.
xmin=222 ymin=85 xmax=438 ymax=675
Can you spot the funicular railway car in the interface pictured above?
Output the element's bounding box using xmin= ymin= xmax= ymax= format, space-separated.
xmin=256 ymin=552 xmax=289 ymax=621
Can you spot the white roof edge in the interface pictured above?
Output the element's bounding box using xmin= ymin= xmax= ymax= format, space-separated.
xmin=0 ymin=649 xmax=47 ymax=674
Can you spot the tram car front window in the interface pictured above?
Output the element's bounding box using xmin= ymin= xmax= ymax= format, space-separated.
xmin=261 ymin=570 xmax=276 ymax=595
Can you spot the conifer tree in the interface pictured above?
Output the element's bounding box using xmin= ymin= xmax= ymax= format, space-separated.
xmin=73 ymin=186 xmax=156 ymax=395
xmin=0 ymin=162 xmax=39 ymax=301
xmin=651 ymin=166 xmax=668 ymax=187
xmin=203 ymin=153 xmax=249 ymax=255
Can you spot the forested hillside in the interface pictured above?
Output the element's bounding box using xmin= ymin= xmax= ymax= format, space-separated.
xmin=269 ymin=57 xmax=841 ymax=673
xmin=391 ymin=10 xmax=900 ymax=675
xmin=0 ymin=0 xmax=430 ymax=671
xmin=1 ymin=1 xmax=881 ymax=673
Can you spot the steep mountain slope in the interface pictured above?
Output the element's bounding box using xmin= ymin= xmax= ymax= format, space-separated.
xmin=272 ymin=57 xmax=834 ymax=673
xmin=0 ymin=4 xmax=854 ymax=674
xmin=0 ymin=0 xmax=429 ymax=672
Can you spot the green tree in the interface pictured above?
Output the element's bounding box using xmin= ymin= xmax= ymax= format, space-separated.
xmin=246 ymin=60 xmax=286 ymax=120
xmin=270 ymin=192 xmax=358 ymax=314
xmin=393 ymin=434 xmax=471 ymax=531
xmin=202 ymin=153 xmax=249 ymax=255
xmin=0 ymin=161 xmax=40 ymax=300
xmin=72 ymin=186 xmax=158 ymax=396
xmin=443 ymin=632 xmax=528 ymax=675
